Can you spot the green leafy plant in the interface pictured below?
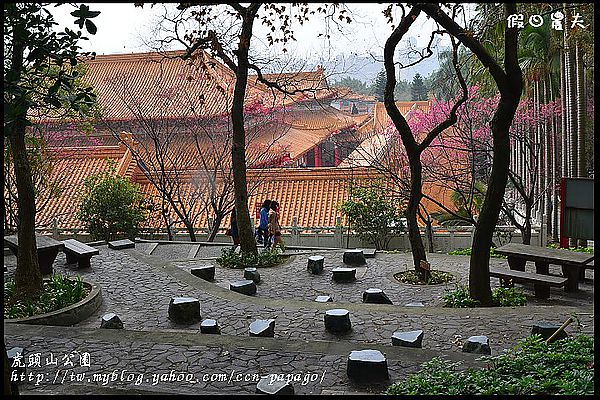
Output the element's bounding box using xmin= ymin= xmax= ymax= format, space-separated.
xmin=216 ymin=247 xmax=283 ymax=269
xmin=448 ymin=247 xmax=506 ymax=258
xmin=442 ymin=285 xmax=481 ymax=308
xmin=491 ymin=287 xmax=527 ymax=306
xmin=443 ymin=285 xmax=527 ymax=308
xmin=78 ymin=160 xmax=151 ymax=241
xmin=395 ymin=269 xmax=454 ymax=285
xmin=337 ymin=183 xmax=405 ymax=250
xmin=4 ymin=275 xmax=90 ymax=319
xmin=386 ymin=335 xmax=594 ymax=395
xmin=547 ymin=243 xmax=594 ymax=254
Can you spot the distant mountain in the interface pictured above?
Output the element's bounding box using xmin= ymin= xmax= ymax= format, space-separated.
xmin=308 ymin=46 xmax=447 ymax=85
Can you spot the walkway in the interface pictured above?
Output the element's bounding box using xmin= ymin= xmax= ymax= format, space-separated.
xmin=3 ymin=242 xmax=594 ymax=394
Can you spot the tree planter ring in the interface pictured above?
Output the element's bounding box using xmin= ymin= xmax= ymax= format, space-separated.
xmin=4 ymin=278 xmax=102 ymax=326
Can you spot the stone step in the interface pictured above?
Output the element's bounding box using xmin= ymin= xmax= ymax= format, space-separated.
xmin=107 ymin=239 xmax=135 ymax=250
xmin=146 ymin=242 xmax=159 ymax=255
xmin=188 ymin=244 xmax=201 ymax=259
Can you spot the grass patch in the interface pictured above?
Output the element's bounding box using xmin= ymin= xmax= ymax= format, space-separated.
xmin=4 ymin=275 xmax=90 ymax=319
xmin=442 ymin=284 xmax=527 ymax=307
xmin=216 ymin=247 xmax=284 ymax=269
xmin=386 ymin=334 xmax=594 ymax=395
xmin=394 ymin=269 xmax=454 ymax=285
xmin=547 ymin=243 xmax=594 ymax=253
xmin=448 ymin=247 xmax=506 ymax=258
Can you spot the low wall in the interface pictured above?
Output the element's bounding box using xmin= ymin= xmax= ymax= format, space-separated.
xmin=32 ymin=226 xmax=543 ymax=252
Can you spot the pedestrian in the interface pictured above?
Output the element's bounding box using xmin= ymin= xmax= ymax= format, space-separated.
xmin=256 ymin=199 xmax=271 ymax=247
xmin=268 ymin=200 xmax=284 ymax=251
xmin=228 ymin=207 xmax=240 ymax=248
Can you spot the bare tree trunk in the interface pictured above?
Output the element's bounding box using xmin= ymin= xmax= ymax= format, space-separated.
xmin=566 ymin=33 xmax=577 ymax=248
xmin=8 ymin=27 xmax=43 ymax=299
xmin=207 ymin=212 xmax=225 ymax=242
xmin=231 ymin=6 xmax=259 ymax=256
xmin=420 ymin=3 xmax=522 ymax=306
xmin=575 ymin=42 xmax=587 ymax=248
xmin=560 ymin=49 xmax=569 ymax=179
xmin=182 ymin=219 xmax=197 ymax=242
xmin=405 ymin=158 xmax=427 ymax=272
xmin=552 ymin=112 xmax=559 ymax=242
xmin=543 ymin=76 xmax=551 ymax=240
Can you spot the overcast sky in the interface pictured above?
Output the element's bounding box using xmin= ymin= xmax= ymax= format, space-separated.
xmin=51 ymin=3 xmax=468 ymax=81
xmin=53 ymin=4 xmax=459 ymax=51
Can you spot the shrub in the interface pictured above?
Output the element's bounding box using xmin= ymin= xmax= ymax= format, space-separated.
xmin=395 ymin=269 xmax=454 ymax=285
xmin=492 ymin=287 xmax=527 ymax=306
xmin=386 ymin=335 xmax=594 ymax=395
xmin=78 ymin=160 xmax=151 ymax=241
xmin=4 ymin=275 xmax=90 ymax=319
xmin=442 ymin=285 xmax=480 ymax=308
xmin=448 ymin=247 xmax=506 ymax=258
xmin=216 ymin=247 xmax=283 ymax=269
xmin=547 ymin=243 xmax=594 ymax=253
xmin=337 ymin=184 xmax=405 ymax=250
xmin=443 ymin=285 xmax=527 ymax=308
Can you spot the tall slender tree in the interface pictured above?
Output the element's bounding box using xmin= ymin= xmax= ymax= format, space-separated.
xmin=420 ymin=3 xmax=523 ymax=305
xmin=4 ymin=3 xmax=100 ymax=299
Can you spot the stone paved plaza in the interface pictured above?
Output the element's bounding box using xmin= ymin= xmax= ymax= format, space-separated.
xmin=4 ymin=242 xmax=594 ymax=395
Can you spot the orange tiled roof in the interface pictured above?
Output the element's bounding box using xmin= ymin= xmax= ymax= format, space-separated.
xmin=249 ymin=66 xmax=336 ymax=105
xmin=369 ymin=100 xmax=431 ymax=134
xmin=330 ymin=87 xmax=377 ymax=102
xmin=79 ymin=50 xmax=267 ymax=121
xmin=34 ymin=147 xmax=126 ymax=229
xmin=28 ymin=143 xmax=457 ymax=231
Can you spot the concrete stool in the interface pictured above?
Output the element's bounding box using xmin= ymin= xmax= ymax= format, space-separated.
xmin=230 ymin=280 xmax=257 ymax=296
xmin=107 ymin=239 xmax=134 ymax=250
xmin=362 ymin=288 xmax=393 ymax=304
xmin=307 ymin=256 xmax=325 ymax=274
xmin=256 ymin=375 xmax=294 ymax=394
xmin=191 ymin=265 xmax=215 ymax=281
xmin=243 ymin=267 xmax=261 ymax=283
xmin=462 ymin=335 xmax=491 ymax=355
xmin=343 ymin=249 xmax=366 ymax=265
xmin=200 ymin=319 xmax=221 ymax=334
xmin=249 ymin=319 xmax=276 ymax=337
xmin=100 ymin=313 xmax=123 ymax=329
xmin=392 ymin=330 xmax=424 ymax=348
xmin=347 ymin=350 xmax=389 ymax=383
xmin=531 ymin=322 xmax=568 ymax=343
xmin=332 ymin=267 xmax=356 ymax=283
xmin=168 ymin=297 xmax=201 ymax=325
xmin=324 ymin=309 xmax=351 ymax=334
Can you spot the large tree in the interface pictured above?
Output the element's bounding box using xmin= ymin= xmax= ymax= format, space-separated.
xmin=4 ymin=3 xmax=100 ymax=299
xmin=419 ymin=3 xmax=523 ymax=305
xmin=410 ymin=73 xmax=428 ymax=101
xmin=381 ymin=5 xmax=468 ymax=279
xmin=144 ymin=3 xmax=350 ymax=255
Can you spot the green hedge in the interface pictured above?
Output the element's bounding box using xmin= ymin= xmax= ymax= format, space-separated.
xmin=387 ymin=334 xmax=594 ymax=395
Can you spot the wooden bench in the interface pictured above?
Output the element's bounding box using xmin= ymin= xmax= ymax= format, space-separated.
xmin=489 ymin=266 xmax=567 ymax=299
xmin=63 ymin=239 xmax=99 ymax=269
xmin=495 ymin=243 xmax=594 ymax=292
